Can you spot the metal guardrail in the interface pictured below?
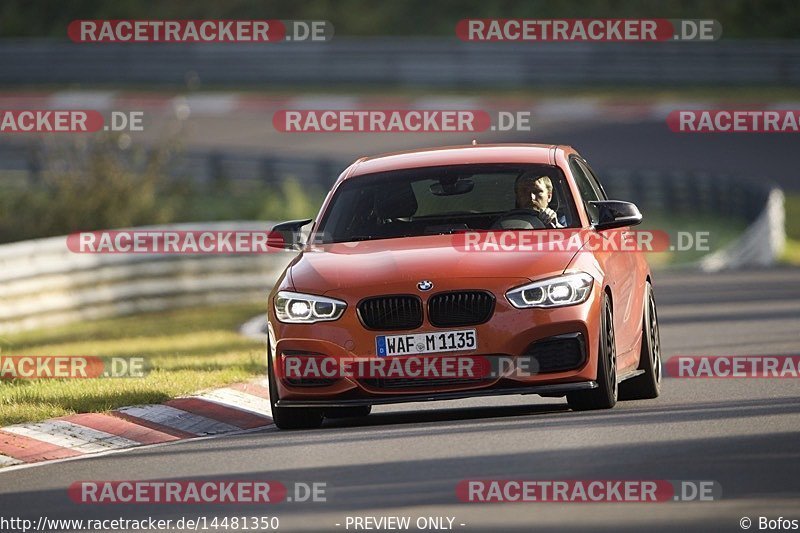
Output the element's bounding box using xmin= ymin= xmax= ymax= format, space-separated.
xmin=601 ymin=169 xmax=768 ymax=221
xmin=0 ymin=140 xmax=345 ymax=190
xmin=2 ymin=139 xmax=781 ymax=220
xmin=700 ymin=188 xmax=786 ymax=271
xmin=0 ymin=171 xmax=784 ymax=334
xmin=0 ymin=38 xmax=799 ymax=86
xmin=1 ymin=141 xmax=781 ymax=220
xmin=0 ymin=222 xmax=296 ymax=334
xmin=602 ymin=169 xmax=786 ymax=272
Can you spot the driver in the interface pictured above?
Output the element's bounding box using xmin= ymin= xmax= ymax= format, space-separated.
xmin=515 ymin=174 xmax=565 ymax=228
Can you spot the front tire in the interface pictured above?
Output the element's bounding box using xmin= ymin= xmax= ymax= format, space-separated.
xmin=619 ymin=281 xmax=662 ymax=400
xmin=267 ymin=342 xmax=324 ymax=430
xmin=567 ymin=294 xmax=617 ymax=411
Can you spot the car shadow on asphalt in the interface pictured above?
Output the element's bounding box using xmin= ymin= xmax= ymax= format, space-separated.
xmin=2 ymin=427 xmax=799 ymax=526
xmin=308 ymin=394 xmax=800 ymax=436
xmin=323 ymin=401 xmax=571 ymax=429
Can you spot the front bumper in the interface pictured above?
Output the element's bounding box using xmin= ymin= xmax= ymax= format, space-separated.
xmin=268 ymin=278 xmax=603 ymax=403
xmin=275 ymin=380 xmax=597 ymax=408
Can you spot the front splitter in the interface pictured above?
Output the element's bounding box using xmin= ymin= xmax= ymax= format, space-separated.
xmin=276 ymin=380 xmax=597 ymax=408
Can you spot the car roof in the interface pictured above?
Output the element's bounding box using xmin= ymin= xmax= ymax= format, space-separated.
xmin=345 ymin=144 xmax=575 ymax=179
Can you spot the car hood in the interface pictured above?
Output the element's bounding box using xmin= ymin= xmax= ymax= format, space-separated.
xmin=288 ymin=233 xmax=584 ymax=295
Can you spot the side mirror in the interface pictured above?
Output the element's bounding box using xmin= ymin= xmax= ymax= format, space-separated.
xmin=268 ymin=218 xmax=313 ymax=250
xmin=588 ymin=201 xmax=642 ymax=231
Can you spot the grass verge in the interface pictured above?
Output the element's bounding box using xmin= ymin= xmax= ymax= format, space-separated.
xmin=640 ymin=213 xmax=748 ymax=268
xmin=780 ymin=193 xmax=800 ymax=266
xmin=0 ymin=304 xmax=265 ymax=427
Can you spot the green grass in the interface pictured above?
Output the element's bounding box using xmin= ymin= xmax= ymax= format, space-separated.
xmin=781 ymin=238 xmax=800 ymax=265
xmin=0 ymin=177 xmax=326 ymax=245
xmin=783 ymin=193 xmax=800 ymax=240
xmin=0 ymin=304 xmax=265 ymax=426
xmin=639 ymin=213 xmax=748 ymax=268
xmin=780 ymin=192 xmax=800 ymax=266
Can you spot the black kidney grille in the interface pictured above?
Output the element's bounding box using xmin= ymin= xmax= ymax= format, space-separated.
xmin=358 ymin=295 xmax=423 ymax=330
xmin=428 ymin=291 xmax=495 ymax=327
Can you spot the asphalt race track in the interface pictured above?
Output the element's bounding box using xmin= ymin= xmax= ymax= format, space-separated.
xmin=513 ymin=120 xmax=800 ymax=192
xmin=1 ymin=268 xmax=798 ymax=532
xmin=129 ymin=105 xmax=800 ymax=193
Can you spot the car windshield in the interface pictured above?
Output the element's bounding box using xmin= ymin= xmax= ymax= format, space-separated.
xmin=315 ymin=163 xmax=578 ymax=244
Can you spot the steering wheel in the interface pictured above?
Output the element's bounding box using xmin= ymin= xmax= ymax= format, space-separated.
xmin=490 ymin=209 xmax=548 ymax=230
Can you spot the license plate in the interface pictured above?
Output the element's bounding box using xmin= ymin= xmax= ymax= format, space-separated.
xmin=376 ymin=329 xmax=477 ymax=357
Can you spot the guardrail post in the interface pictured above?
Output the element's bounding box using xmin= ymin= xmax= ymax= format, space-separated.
xmin=208 ymin=151 xmax=228 ymax=191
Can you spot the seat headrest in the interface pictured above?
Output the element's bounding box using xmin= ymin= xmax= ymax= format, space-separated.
xmin=490 ymin=211 xmax=546 ymax=230
xmin=492 ymin=217 xmax=536 ymax=230
xmin=375 ymin=183 xmax=418 ymax=219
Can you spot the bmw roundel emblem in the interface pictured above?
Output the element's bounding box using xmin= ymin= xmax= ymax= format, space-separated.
xmin=417 ymin=280 xmax=433 ymax=291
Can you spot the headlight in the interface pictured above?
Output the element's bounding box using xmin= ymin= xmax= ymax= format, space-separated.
xmin=506 ymin=272 xmax=594 ymax=309
xmin=274 ymin=291 xmax=347 ymax=323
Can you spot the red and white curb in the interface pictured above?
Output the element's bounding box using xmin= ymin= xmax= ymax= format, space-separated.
xmin=0 ymin=381 xmax=272 ymax=470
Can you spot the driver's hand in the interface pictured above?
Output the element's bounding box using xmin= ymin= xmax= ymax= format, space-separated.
xmin=536 ymin=207 xmax=558 ymax=227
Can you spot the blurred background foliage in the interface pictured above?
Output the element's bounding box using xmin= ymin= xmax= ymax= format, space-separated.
xmin=0 ymin=134 xmax=325 ymax=243
xmin=0 ymin=0 xmax=796 ymax=244
xmin=0 ymin=0 xmax=798 ymax=39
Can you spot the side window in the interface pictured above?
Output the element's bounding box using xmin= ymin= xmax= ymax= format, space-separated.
xmin=577 ymin=159 xmax=608 ymax=200
xmin=569 ymin=159 xmax=600 ymax=202
xmin=569 ymin=157 xmax=601 ymax=224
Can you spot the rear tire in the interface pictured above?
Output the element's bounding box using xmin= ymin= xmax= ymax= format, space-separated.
xmin=567 ymin=294 xmax=617 ymax=411
xmin=619 ymin=282 xmax=662 ymax=400
xmin=267 ymin=342 xmax=324 ymax=430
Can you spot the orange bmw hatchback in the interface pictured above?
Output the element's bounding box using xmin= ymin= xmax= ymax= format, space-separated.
xmin=266 ymin=144 xmax=661 ymax=429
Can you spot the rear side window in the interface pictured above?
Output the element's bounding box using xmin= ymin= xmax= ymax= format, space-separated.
xmin=569 ymin=157 xmax=602 ymax=224
xmin=576 ymin=159 xmax=608 ymax=200
xmin=569 ymin=158 xmax=601 ymax=202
